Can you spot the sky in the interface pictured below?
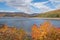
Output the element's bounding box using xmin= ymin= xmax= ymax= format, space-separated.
xmin=0 ymin=0 xmax=60 ymax=14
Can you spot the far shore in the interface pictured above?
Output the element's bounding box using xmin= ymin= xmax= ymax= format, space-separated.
xmin=0 ymin=17 xmax=60 ymax=20
xmin=29 ymin=17 xmax=60 ymax=20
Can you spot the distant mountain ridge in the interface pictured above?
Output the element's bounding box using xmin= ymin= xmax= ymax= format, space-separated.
xmin=0 ymin=12 xmax=31 ymax=17
xmin=0 ymin=9 xmax=60 ymax=18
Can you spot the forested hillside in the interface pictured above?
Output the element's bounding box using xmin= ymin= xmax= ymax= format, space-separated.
xmin=36 ymin=9 xmax=60 ymax=18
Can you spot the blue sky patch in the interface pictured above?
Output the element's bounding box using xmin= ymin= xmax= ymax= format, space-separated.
xmin=32 ymin=0 xmax=48 ymax=3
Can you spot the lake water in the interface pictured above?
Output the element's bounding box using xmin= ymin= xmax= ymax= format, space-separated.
xmin=0 ymin=17 xmax=60 ymax=32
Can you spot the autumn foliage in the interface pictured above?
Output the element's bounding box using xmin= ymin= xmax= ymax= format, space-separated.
xmin=0 ymin=24 xmax=26 ymax=40
xmin=0 ymin=21 xmax=60 ymax=40
xmin=32 ymin=21 xmax=60 ymax=40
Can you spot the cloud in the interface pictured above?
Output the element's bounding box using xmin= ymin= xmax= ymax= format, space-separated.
xmin=0 ymin=0 xmax=33 ymax=14
xmin=49 ymin=0 xmax=60 ymax=9
xmin=32 ymin=2 xmax=54 ymax=13
xmin=4 ymin=0 xmax=53 ymax=13
xmin=0 ymin=0 xmax=60 ymax=14
xmin=5 ymin=0 xmax=32 ymax=6
xmin=49 ymin=0 xmax=60 ymax=2
xmin=0 ymin=0 xmax=3 ymax=2
xmin=0 ymin=10 xmax=16 ymax=12
xmin=5 ymin=0 xmax=33 ymax=14
xmin=31 ymin=0 xmax=60 ymax=13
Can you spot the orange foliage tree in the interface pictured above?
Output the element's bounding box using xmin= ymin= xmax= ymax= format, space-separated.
xmin=31 ymin=21 xmax=60 ymax=40
xmin=0 ymin=24 xmax=26 ymax=40
xmin=32 ymin=24 xmax=41 ymax=40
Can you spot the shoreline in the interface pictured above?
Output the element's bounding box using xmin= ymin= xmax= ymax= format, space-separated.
xmin=30 ymin=18 xmax=60 ymax=20
xmin=0 ymin=17 xmax=60 ymax=20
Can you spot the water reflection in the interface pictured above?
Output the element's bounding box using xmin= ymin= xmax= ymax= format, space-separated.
xmin=0 ymin=17 xmax=60 ymax=32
